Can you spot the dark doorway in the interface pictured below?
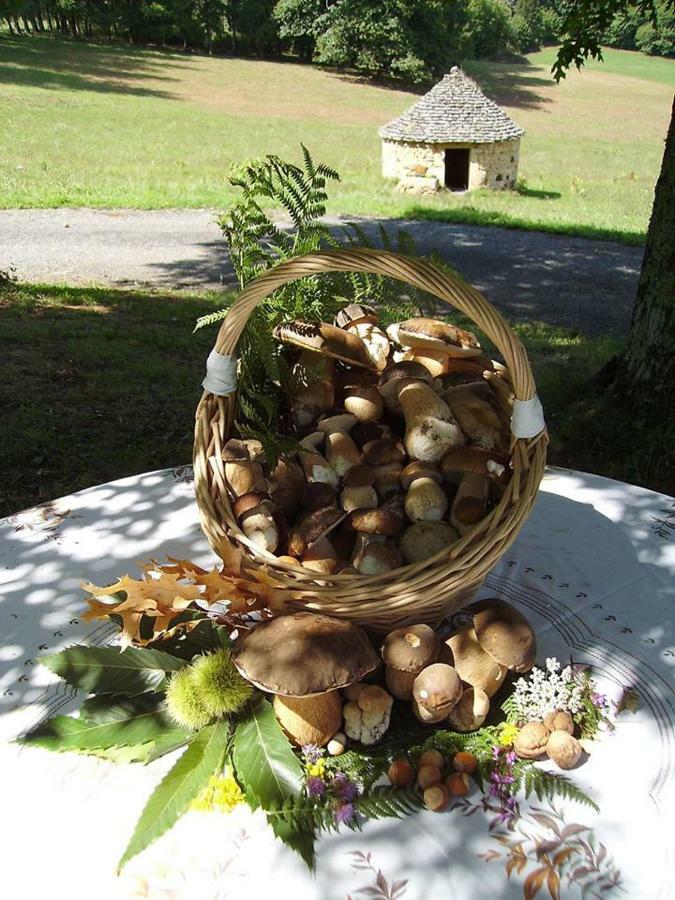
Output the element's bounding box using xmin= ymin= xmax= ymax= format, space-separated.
xmin=444 ymin=148 xmax=470 ymax=191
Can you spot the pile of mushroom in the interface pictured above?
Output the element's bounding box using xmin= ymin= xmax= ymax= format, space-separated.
xmin=222 ymin=304 xmax=512 ymax=574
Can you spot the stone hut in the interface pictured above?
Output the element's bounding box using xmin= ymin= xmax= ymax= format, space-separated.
xmin=379 ymin=66 xmax=524 ymax=193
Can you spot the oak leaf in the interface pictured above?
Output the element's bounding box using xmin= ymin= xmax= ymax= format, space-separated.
xmin=82 ymin=572 xmax=203 ymax=648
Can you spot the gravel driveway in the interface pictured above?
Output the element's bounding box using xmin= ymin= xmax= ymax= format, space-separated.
xmin=0 ymin=208 xmax=643 ymax=337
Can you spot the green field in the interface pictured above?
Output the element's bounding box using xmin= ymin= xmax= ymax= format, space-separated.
xmin=0 ymin=36 xmax=673 ymax=242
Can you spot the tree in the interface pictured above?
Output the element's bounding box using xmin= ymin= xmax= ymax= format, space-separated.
xmin=554 ymin=0 xmax=675 ymax=411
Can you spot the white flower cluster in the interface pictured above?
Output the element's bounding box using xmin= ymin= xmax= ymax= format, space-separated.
xmin=511 ymin=657 xmax=586 ymax=722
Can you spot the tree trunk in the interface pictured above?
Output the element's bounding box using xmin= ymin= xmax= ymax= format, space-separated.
xmin=615 ymin=97 xmax=675 ymax=410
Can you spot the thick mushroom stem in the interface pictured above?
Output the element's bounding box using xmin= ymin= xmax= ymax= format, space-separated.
xmin=344 ymin=386 xmax=384 ymax=422
xmin=443 ymin=384 xmax=508 ymax=452
xmin=450 ymin=472 xmax=490 ymax=533
xmin=442 ymin=628 xmax=508 ymax=698
xmin=404 ymin=475 xmax=448 ymax=523
xmin=299 ymin=448 xmax=340 ymax=489
xmin=239 ymin=499 xmax=279 ymax=553
xmin=325 ymin=430 xmax=361 ymax=477
xmin=399 ymin=382 xmax=465 ymax=462
xmin=273 ymin=691 xmax=343 ymax=748
xmin=340 ymin=465 xmax=378 ymax=512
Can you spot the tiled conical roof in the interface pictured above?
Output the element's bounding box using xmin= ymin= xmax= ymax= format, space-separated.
xmin=379 ymin=67 xmax=524 ymax=144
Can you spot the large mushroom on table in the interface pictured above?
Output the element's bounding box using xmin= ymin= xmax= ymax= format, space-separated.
xmin=442 ymin=598 xmax=536 ymax=698
xmin=231 ymin=612 xmax=379 ymax=747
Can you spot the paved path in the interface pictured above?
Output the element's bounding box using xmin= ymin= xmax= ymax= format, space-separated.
xmin=0 ymin=208 xmax=643 ymax=336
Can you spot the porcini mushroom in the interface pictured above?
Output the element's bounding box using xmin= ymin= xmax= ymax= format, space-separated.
xmin=401 ymin=461 xmax=448 ymax=523
xmin=447 ymin=686 xmax=490 ymax=732
xmin=355 ymin=541 xmax=403 ymax=575
xmin=348 ymin=506 xmax=404 ymax=537
xmin=440 ymin=447 xmax=510 ymax=487
xmin=289 ymin=352 xmax=335 ymax=428
xmin=269 ymin=458 xmax=306 ymax=520
xmin=443 ymin=384 xmax=508 ymax=453
xmin=239 ymin=498 xmax=279 ymax=553
xmin=344 ymin=385 xmax=384 ymax=423
xmin=301 ymin=536 xmax=339 ymax=575
xmin=399 ymin=521 xmax=459 ymax=564
xmin=231 ymin=612 xmax=379 ymax=747
xmin=381 ymin=623 xmax=440 ymax=700
xmin=343 ymin=684 xmax=394 ymax=745
xmin=387 ymin=317 xmax=481 ymax=358
xmin=334 ymin=304 xmax=390 ymax=371
xmin=324 ymin=430 xmax=361 ymax=477
xmin=274 ymin=320 xmax=374 ymax=369
xmin=412 ymin=663 xmax=462 ymax=724
xmin=378 ymin=361 xmax=434 ymax=414
xmin=287 ymin=507 xmax=345 ymax=558
xmin=471 ymin=598 xmax=536 ymax=674
xmin=450 ymin=472 xmax=490 ymax=533
xmin=442 ymin=628 xmax=508 ymax=698
xmin=299 ymin=448 xmax=340 ymax=489
xmin=340 ymin=465 xmax=378 ymax=512
xmin=223 ymin=443 xmax=267 ymax=499
xmin=399 ymin=382 xmax=465 ymax=462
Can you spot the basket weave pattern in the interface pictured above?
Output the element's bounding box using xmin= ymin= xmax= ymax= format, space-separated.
xmin=193 ymin=248 xmax=547 ymax=633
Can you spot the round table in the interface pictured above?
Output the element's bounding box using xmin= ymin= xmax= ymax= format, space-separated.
xmin=1 ymin=466 xmax=673 ymax=899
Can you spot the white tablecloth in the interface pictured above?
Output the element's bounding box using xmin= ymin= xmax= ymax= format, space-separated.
xmin=1 ymin=466 xmax=673 ymax=899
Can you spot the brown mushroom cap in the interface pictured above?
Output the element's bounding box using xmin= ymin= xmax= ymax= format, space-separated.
xmin=301 ymin=481 xmax=338 ymax=513
xmin=362 ymin=438 xmax=406 ymax=467
xmin=288 ymin=507 xmax=345 ymax=557
xmin=472 ymin=599 xmax=536 ymax=673
xmin=443 ymin=628 xmax=507 ymax=698
xmin=412 ymin=663 xmax=462 ymax=714
xmin=348 ymin=506 xmax=404 ymax=536
xmin=232 ymin=612 xmax=379 ymax=696
xmin=382 ymin=624 xmax=440 ymax=673
xmin=343 ymin=465 xmax=376 ymax=488
xmin=400 ymin=461 xmax=443 ymax=491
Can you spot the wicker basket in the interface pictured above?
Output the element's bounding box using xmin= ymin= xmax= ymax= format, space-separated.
xmin=193 ymin=248 xmax=547 ymax=634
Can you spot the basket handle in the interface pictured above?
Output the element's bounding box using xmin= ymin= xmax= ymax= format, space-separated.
xmin=210 ymin=247 xmax=537 ymax=403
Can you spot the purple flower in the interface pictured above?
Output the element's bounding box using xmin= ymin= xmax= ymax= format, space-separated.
xmin=592 ymin=692 xmax=607 ymax=708
xmin=334 ymin=802 xmax=355 ymax=825
xmin=492 ymin=745 xmax=501 ymax=760
xmin=307 ymin=776 xmax=325 ymax=797
xmin=505 ymin=751 xmax=517 ymax=766
xmin=301 ymin=743 xmax=322 ymax=764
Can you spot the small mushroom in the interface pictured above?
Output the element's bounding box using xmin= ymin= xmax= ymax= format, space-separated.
xmin=343 ymin=684 xmax=393 ymax=745
xmin=302 ymin=481 xmax=338 ymax=512
xmin=350 ymin=421 xmax=391 ymax=449
xmin=239 ymin=499 xmax=279 ymax=553
xmin=447 ymin=686 xmax=490 ymax=732
xmin=347 ymin=505 xmax=405 ymax=538
xmin=327 ymin=731 xmax=347 ymax=756
xmin=340 ymin=465 xmax=378 ymax=512
xmin=401 ymin=461 xmax=448 ymax=523
xmin=335 ymin=304 xmax=390 ymax=371
xmin=361 ymin=437 xmax=406 ymax=467
xmin=546 ymin=731 xmax=582 ymax=769
xmin=344 ymin=385 xmax=384 ymax=423
xmin=372 ymin=463 xmax=404 ymax=501
xmin=387 ymin=317 xmax=481 ymax=358
xmin=324 ymin=430 xmax=361 ymax=477
xmin=399 ymin=521 xmax=459 ymax=565
xmin=301 ymin=536 xmax=339 ymax=575
xmin=399 ymin=382 xmax=465 ymax=462
xmin=440 ymin=447 xmax=510 ymax=487
xmin=514 ymin=722 xmax=550 ymax=759
xmin=298 ymin=448 xmax=340 ymax=489
xmin=269 ymin=458 xmax=306 ymax=520
xmin=316 ymin=413 xmax=358 ymax=433
xmin=378 ymin=361 xmax=434 ymax=414
xmin=443 ymin=384 xmax=508 ymax=453
xmin=472 ymin=598 xmax=536 ymax=674
xmin=232 ymin=613 xmax=379 ymax=748
xmin=355 ymin=541 xmax=402 ymax=575
xmin=412 ymin=663 xmax=462 ymax=724
xmin=224 ymin=455 xmax=267 ymax=499
xmin=450 ymin=472 xmax=490 ymax=533
xmin=381 ymin=623 xmax=440 ymax=701
xmin=442 ymin=628 xmax=507 ymax=698
xmin=288 ymin=507 xmax=345 ymax=558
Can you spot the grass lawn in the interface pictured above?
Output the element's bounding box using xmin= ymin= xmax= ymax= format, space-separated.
xmin=2 ymin=280 xmax=672 ymax=518
xmin=0 ymin=36 xmax=673 ymax=243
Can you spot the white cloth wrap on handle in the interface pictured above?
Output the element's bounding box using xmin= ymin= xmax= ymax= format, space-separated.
xmin=511 ymin=394 xmax=545 ymax=438
xmin=202 ymin=349 xmax=237 ymax=396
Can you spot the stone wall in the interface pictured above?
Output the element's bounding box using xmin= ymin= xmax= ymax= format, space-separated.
xmin=381 ymin=138 xmax=520 ymax=192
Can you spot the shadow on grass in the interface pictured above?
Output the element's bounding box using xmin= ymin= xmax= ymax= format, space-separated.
xmin=0 ymin=34 xmax=195 ymax=98
xmin=403 ymin=204 xmax=646 ymax=247
xmin=0 ymin=282 xmax=225 ymax=517
xmin=516 ymin=186 xmax=562 ymax=200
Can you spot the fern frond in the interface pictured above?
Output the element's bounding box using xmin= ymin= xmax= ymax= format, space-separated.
xmin=516 ymin=763 xmax=599 ymax=813
xmin=357 ymin=786 xmax=424 ymax=820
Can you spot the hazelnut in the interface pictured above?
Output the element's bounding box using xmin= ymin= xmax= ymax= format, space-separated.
xmin=327 ymin=732 xmax=347 ymax=756
xmin=514 ymin=722 xmax=550 ymax=759
xmin=417 ymin=764 xmax=442 ymax=789
xmin=452 ymin=751 xmax=478 ymax=775
xmin=424 ymin=784 xmax=449 ymax=812
xmin=446 ymin=772 xmax=470 ymax=796
xmin=388 ymin=759 xmax=415 ymax=787
xmin=546 ymin=730 xmax=583 ymax=770
xmin=418 ymin=748 xmax=445 ymax=770
xmin=543 ymin=710 xmax=574 ymax=735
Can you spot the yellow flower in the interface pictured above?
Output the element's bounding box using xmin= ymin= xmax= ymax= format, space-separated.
xmin=192 ymin=769 xmax=244 ymax=812
xmin=306 ymin=758 xmax=326 ymax=779
xmin=498 ymin=723 xmax=520 ymax=747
